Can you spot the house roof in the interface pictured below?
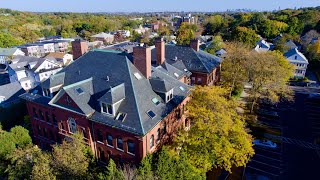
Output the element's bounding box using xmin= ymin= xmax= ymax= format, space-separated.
xmin=91 ymin=32 xmax=114 ymax=39
xmin=285 ymin=40 xmax=298 ymax=49
xmin=284 ymin=48 xmax=308 ymax=62
xmin=151 ymin=45 xmax=221 ymax=73
xmin=0 ymin=81 xmax=24 ymax=101
xmin=45 ymin=52 xmax=67 ymax=59
xmin=0 ymin=48 xmax=21 ymax=56
xmin=9 ymin=56 xmax=60 ymax=72
xmin=21 ymin=50 xmax=190 ymax=136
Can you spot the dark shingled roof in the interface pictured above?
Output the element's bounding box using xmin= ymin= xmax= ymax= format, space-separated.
xmin=21 ymin=49 xmax=190 ymax=136
xmin=151 ymin=45 xmax=221 ymax=73
xmin=149 ymin=77 xmax=175 ymax=93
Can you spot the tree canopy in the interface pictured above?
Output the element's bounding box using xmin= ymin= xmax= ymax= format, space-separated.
xmin=175 ymin=86 xmax=254 ymax=173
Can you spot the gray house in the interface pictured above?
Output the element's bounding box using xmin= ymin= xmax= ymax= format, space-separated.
xmin=0 ymin=81 xmax=25 ymax=108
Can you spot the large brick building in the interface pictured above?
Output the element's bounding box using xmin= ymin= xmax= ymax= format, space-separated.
xmin=152 ymin=39 xmax=221 ymax=86
xmin=20 ymin=48 xmax=191 ymax=164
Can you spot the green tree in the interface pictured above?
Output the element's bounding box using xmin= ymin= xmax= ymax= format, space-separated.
xmin=176 ymin=22 xmax=196 ymax=45
xmin=221 ymin=42 xmax=251 ymax=97
xmin=246 ymin=51 xmax=294 ymax=112
xmin=231 ymin=26 xmax=259 ymax=46
xmin=32 ymin=152 xmax=56 ymax=180
xmin=6 ymin=145 xmax=41 ymax=180
xmin=106 ymin=159 xmax=124 ymax=180
xmin=203 ymin=15 xmax=225 ymax=35
xmin=10 ymin=126 xmax=32 ymax=149
xmin=261 ymin=20 xmax=288 ymax=39
xmin=51 ymin=132 xmax=89 ymax=179
xmin=176 ymin=86 xmax=254 ymax=173
xmin=137 ymin=154 xmax=154 ymax=180
xmin=0 ymin=32 xmax=24 ymax=48
xmin=206 ymin=35 xmax=225 ymax=55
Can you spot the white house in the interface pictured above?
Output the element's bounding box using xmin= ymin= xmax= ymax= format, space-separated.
xmin=8 ymin=56 xmax=62 ymax=90
xmin=284 ymin=48 xmax=309 ymax=79
xmin=91 ymin=32 xmax=114 ymax=44
xmin=0 ymin=48 xmax=25 ymax=64
xmin=45 ymin=52 xmax=74 ymax=67
xmin=254 ymin=39 xmax=274 ymax=53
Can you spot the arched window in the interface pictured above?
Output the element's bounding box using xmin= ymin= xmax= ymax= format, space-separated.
xmin=117 ymin=137 xmax=123 ymax=150
xmin=68 ymin=117 xmax=77 ymax=133
xmin=150 ymin=135 xmax=154 ymax=149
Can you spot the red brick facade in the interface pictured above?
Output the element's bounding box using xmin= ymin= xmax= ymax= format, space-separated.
xmin=190 ymin=64 xmax=221 ymax=86
xmin=26 ymin=96 xmax=190 ymax=164
xmin=72 ymin=40 xmax=88 ymax=60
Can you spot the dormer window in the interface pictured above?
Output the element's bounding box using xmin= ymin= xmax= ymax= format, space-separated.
xmin=43 ymin=88 xmax=51 ymax=97
xmin=166 ymin=89 xmax=174 ymax=103
xmin=115 ymin=112 xmax=127 ymax=121
xmin=101 ymin=102 xmax=113 ymax=115
xmin=295 ymin=56 xmax=297 ymax=60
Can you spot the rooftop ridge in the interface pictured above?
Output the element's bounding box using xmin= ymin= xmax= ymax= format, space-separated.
xmin=63 ymin=77 xmax=93 ymax=90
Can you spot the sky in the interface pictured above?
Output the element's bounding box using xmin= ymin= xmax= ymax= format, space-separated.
xmin=0 ymin=0 xmax=319 ymax=12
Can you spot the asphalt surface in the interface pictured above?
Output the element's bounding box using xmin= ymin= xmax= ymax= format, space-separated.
xmin=280 ymin=87 xmax=320 ymax=179
xmin=245 ymin=85 xmax=320 ymax=180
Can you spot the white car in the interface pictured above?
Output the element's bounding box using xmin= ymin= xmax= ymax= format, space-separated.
xmin=253 ymin=140 xmax=277 ymax=149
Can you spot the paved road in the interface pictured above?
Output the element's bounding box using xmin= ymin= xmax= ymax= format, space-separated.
xmin=280 ymin=87 xmax=320 ymax=179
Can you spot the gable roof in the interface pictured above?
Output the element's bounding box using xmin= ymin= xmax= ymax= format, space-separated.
xmin=45 ymin=52 xmax=67 ymax=59
xmin=91 ymin=32 xmax=114 ymax=39
xmin=0 ymin=48 xmax=23 ymax=56
xmin=284 ymin=48 xmax=308 ymax=62
xmin=151 ymin=45 xmax=221 ymax=73
xmin=21 ymin=50 xmax=190 ymax=136
xmin=0 ymin=82 xmax=25 ymax=104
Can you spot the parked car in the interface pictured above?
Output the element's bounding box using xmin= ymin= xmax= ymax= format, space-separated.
xmin=254 ymin=140 xmax=277 ymax=149
xmin=257 ymin=109 xmax=279 ymax=118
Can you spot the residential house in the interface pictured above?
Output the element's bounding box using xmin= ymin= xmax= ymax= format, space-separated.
xmin=133 ymin=25 xmax=150 ymax=34
xmin=0 ymin=48 xmax=25 ymax=64
xmin=91 ymin=33 xmax=114 ymax=44
xmin=18 ymin=45 xmax=41 ymax=57
xmin=0 ymin=81 xmax=25 ymax=108
xmin=215 ymin=48 xmax=227 ymax=57
xmin=151 ymin=38 xmax=221 ymax=86
xmin=285 ymin=40 xmax=301 ymax=51
xmin=8 ymin=56 xmax=62 ymax=90
xmin=254 ymin=39 xmax=274 ymax=52
xmin=284 ymin=48 xmax=309 ymax=78
xmin=45 ymin=52 xmax=73 ymax=67
xmin=20 ymin=49 xmax=191 ymax=164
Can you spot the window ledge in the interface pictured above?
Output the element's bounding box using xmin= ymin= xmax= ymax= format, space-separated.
xmin=128 ymin=152 xmax=135 ymax=156
xmin=116 ymin=148 xmax=124 ymax=152
xmin=106 ymin=144 xmax=114 ymax=148
xmin=97 ymin=141 xmax=104 ymax=145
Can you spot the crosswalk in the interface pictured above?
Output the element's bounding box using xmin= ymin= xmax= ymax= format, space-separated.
xmin=265 ymin=134 xmax=320 ymax=150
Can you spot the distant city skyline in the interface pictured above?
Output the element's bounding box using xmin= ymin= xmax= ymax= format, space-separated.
xmin=0 ymin=0 xmax=319 ymax=13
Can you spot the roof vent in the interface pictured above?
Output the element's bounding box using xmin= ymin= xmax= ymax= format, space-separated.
xmin=173 ymin=56 xmax=178 ymax=61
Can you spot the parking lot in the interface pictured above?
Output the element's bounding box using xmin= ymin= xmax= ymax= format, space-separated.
xmin=245 ymin=100 xmax=287 ymax=179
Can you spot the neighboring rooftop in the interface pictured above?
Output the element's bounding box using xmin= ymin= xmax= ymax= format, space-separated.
xmin=152 ymin=45 xmax=221 ymax=73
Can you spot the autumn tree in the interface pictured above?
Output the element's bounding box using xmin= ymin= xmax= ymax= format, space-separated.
xmin=231 ymin=26 xmax=259 ymax=46
xmin=203 ymin=15 xmax=226 ymax=35
xmin=221 ymin=42 xmax=251 ymax=97
xmin=245 ymin=51 xmax=294 ymax=112
xmin=176 ymin=86 xmax=254 ymax=173
xmin=206 ymin=35 xmax=225 ymax=55
xmin=261 ymin=20 xmax=288 ymax=39
xmin=176 ymin=22 xmax=197 ymax=45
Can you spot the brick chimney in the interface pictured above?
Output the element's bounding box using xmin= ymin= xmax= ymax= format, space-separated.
xmin=72 ymin=39 xmax=88 ymax=60
xmin=190 ymin=39 xmax=200 ymax=52
xmin=155 ymin=37 xmax=165 ymax=65
xmin=133 ymin=45 xmax=151 ymax=79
